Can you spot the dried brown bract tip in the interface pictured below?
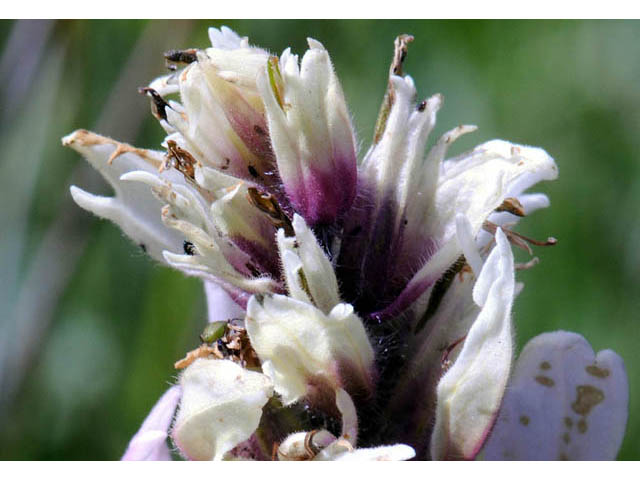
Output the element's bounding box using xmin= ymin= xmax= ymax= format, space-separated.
xmin=164 ymin=139 xmax=198 ymax=180
xmin=138 ymin=87 xmax=170 ymax=121
xmin=174 ymin=344 xmax=219 ymax=369
xmin=391 ymin=34 xmax=414 ymax=77
xmin=373 ymin=34 xmax=414 ymax=144
xmin=175 ymin=319 xmax=259 ymax=370
xmin=496 ymin=197 xmax=526 ymax=217
xmin=164 ymin=48 xmax=198 ymax=65
xmin=483 ymin=220 xmax=557 ymax=256
xmin=247 ymin=187 xmax=294 ymax=237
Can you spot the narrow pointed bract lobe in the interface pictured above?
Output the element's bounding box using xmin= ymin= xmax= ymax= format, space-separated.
xmin=65 ymin=26 xmax=628 ymax=462
xmin=257 ymin=39 xmax=358 ymax=226
xmin=430 ymin=228 xmax=515 ymax=460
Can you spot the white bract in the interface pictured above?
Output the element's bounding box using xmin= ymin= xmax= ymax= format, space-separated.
xmin=276 ymin=214 xmax=341 ymax=314
xmin=430 ymin=228 xmax=514 ymax=460
xmin=245 ymin=294 xmax=374 ymax=405
xmin=173 ymin=359 xmax=273 ymax=461
xmin=65 ymin=26 xmax=627 ymax=461
xmin=257 ymin=39 xmax=357 ymax=226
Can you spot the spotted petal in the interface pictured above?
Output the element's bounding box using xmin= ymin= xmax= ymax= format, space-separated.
xmin=482 ymin=331 xmax=628 ymax=460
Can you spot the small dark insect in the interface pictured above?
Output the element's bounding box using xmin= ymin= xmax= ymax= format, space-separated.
xmin=138 ymin=87 xmax=169 ymax=121
xmin=139 ymin=243 xmax=147 ymax=253
xmin=183 ymin=240 xmax=196 ymax=255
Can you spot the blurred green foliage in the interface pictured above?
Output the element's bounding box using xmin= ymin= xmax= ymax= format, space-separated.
xmin=0 ymin=20 xmax=638 ymax=460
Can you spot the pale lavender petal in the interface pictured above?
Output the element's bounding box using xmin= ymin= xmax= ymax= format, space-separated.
xmin=122 ymin=385 xmax=181 ymax=461
xmin=204 ymin=281 xmax=245 ymax=323
xmin=336 ymin=388 xmax=358 ymax=446
xmin=482 ymin=331 xmax=628 ymax=460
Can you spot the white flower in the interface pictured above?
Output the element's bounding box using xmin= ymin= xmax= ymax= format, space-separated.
xmin=65 ymin=26 xmax=627 ymax=461
xmin=276 ymin=214 xmax=342 ymax=313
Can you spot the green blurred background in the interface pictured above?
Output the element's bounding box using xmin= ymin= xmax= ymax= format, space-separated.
xmin=0 ymin=19 xmax=638 ymax=460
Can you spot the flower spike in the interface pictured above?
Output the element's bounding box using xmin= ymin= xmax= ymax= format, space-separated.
xmin=65 ymin=26 xmax=628 ymax=462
